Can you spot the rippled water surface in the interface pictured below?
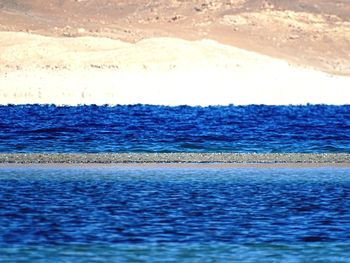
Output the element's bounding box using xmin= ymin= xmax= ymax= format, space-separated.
xmin=1 ymin=167 xmax=350 ymax=262
xmin=0 ymin=104 xmax=349 ymax=153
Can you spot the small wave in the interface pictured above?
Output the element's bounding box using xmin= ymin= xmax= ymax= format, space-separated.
xmin=0 ymin=105 xmax=349 ymax=153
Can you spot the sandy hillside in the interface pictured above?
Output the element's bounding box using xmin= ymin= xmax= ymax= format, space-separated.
xmin=1 ymin=0 xmax=349 ymax=75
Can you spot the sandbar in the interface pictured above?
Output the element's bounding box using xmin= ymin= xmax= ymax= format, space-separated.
xmin=0 ymin=153 xmax=349 ymax=169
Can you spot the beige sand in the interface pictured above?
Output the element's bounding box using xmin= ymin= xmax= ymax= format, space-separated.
xmin=0 ymin=31 xmax=349 ymax=106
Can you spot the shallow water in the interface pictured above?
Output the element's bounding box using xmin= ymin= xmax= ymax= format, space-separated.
xmin=1 ymin=167 xmax=350 ymax=262
xmin=1 ymin=243 xmax=350 ymax=262
xmin=0 ymin=104 xmax=349 ymax=153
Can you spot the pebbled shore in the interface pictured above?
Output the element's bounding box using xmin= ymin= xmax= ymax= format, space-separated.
xmin=0 ymin=153 xmax=349 ymax=165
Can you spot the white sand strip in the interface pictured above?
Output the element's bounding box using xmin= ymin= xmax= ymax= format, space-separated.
xmin=0 ymin=32 xmax=349 ymax=106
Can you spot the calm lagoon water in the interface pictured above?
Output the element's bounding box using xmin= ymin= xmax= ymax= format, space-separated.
xmin=0 ymin=104 xmax=349 ymax=153
xmin=1 ymin=167 xmax=350 ymax=262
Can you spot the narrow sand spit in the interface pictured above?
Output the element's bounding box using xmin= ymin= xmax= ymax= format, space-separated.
xmin=0 ymin=153 xmax=349 ymax=165
xmin=0 ymin=32 xmax=349 ymax=106
xmin=1 ymin=153 xmax=349 ymax=169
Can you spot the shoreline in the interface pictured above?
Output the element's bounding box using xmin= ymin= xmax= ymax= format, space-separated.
xmin=0 ymin=153 xmax=349 ymax=168
xmin=1 ymin=32 xmax=349 ymax=106
xmin=1 ymin=163 xmax=350 ymax=169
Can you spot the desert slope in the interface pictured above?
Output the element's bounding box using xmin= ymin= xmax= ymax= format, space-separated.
xmin=1 ymin=0 xmax=349 ymax=75
xmin=0 ymin=32 xmax=349 ymax=106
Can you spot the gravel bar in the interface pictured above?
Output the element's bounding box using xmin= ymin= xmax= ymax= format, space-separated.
xmin=0 ymin=153 xmax=349 ymax=164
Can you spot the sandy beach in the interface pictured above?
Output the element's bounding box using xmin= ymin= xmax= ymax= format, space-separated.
xmin=0 ymin=0 xmax=349 ymax=106
xmin=0 ymin=32 xmax=349 ymax=106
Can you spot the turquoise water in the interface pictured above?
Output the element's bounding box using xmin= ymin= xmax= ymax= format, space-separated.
xmin=1 ymin=243 xmax=350 ymax=262
xmin=1 ymin=167 xmax=350 ymax=262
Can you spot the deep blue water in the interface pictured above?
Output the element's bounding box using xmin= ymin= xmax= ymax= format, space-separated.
xmin=0 ymin=104 xmax=349 ymax=153
xmin=0 ymin=167 xmax=350 ymax=262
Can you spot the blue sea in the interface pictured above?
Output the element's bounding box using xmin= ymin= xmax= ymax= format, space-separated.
xmin=0 ymin=104 xmax=349 ymax=153
xmin=1 ymin=104 xmax=350 ymax=262
xmin=1 ymin=167 xmax=350 ymax=262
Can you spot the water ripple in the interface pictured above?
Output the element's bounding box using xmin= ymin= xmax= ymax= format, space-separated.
xmin=0 ymin=104 xmax=349 ymax=153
